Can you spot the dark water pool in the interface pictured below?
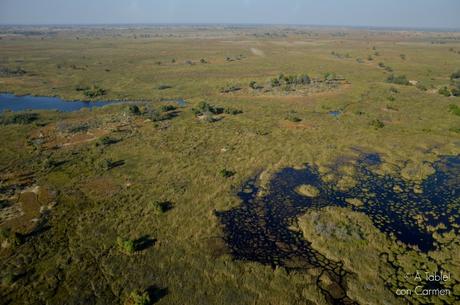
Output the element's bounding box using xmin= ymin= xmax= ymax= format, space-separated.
xmin=0 ymin=93 xmax=116 ymax=112
xmin=216 ymin=154 xmax=460 ymax=303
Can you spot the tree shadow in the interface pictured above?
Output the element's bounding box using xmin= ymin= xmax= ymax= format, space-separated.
xmin=146 ymin=285 xmax=168 ymax=304
xmin=134 ymin=235 xmax=156 ymax=251
xmin=158 ymin=201 xmax=174 ymax=213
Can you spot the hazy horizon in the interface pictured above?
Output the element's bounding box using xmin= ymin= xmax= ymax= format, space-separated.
xmin=1 ymin=0 xmax=459 ymax=29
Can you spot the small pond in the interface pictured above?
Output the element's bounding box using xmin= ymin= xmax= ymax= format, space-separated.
xmin=0 ymin=94 xmax=188 ymax=112
xmin=0 ymin=93 xmax=118 ymax=112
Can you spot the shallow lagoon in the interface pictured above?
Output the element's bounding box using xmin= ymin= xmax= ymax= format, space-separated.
xmin=0 ymin=93 xmax=116 ymax=112
xmin=0 ymin=94 xmax=188 ymax=112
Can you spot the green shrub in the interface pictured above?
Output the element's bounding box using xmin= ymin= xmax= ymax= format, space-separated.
xmin=83 ymin=85 xmax=106 ymax=98
xmin=386 ymin=74 xmax=410 ymax=85
xmin=117 ymin=237 xmax=135 ymax=254
xmin=389 ymin=87 xmax=399 ymax=94
xmin=1 ymin=274 xmax=15 ymax=286
xmin=150 ymin=201 xmax=171 ymax=215
xmin=146 ymin=109 xmax=173 ymax=122
xmin=124 ymin=290 xmax=150 ymax=305
xmin=370 ymin=119 xmax=385 ymax=129
xmin=448 ymin=104 xmax=460 ymax=116
xmin=220 ymin=169 xmax=235 ymax=178
xmin=400 ymin=54 xmax=406 ymax=60
xmin=128 ymin=105 xmax=141 ymax=115
xmin=0 ymin=228 xmax=22 ymax=249
xmin=0 ymin=112 xmax=39 ymax=125
xmin=438 ymin=86 xmax=451 ymax=97
xmin=192 ymin=101 xmax=224 ymax=116
xmin=324 ymin=72 xmax=336 ymax=81
xmin=285 ymin=111 xmax=302 ymax=122
xmin=224 ymin=108 xmax=243 ymax=115
xmin=249 ymin=81 xmax=263 ymax=89
xmin=160 ymin=105 xmax=177 ymax=112
xmin=271 ymin=78 xmax=281 ymax=87
xmin=297 ymin=74 xmax=311 ymax=85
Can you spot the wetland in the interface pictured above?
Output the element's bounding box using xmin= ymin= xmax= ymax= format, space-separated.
xmin=0 ymin=24 xmax=459 ymax=305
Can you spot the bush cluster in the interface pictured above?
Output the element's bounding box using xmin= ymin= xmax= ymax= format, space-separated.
xmin=386 ymin=74 xmax=410 ymax=85
xmin=0 ymin=112 xmax=39 ymax=125
xmin=271 ymin=73 xmax=311 ymax=88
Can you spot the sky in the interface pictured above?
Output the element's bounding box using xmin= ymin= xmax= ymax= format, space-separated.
xmin=0 ymin=0 xmax=459 ymax=29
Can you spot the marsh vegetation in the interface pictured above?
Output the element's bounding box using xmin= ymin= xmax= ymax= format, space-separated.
xmin=0 ymin=25 xmax=459 ymax=305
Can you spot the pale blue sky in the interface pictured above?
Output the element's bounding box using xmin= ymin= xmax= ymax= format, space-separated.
xmin=0 ymin=0 xmax=459 ymax=28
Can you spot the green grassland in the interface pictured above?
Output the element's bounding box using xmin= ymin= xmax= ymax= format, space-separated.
xmin=1 ymin=26 xmax=460 ymax=305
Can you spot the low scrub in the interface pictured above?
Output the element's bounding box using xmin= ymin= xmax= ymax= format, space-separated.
xmin=83 ymin=85 xmax=106 ymax=98
xmin=370 ymin=119 xmax=385 ymax=129
xmin=220 ymin=84 xmax=241 ymax=93
xmin=449 ymin=104 xmax=460 ymax=116
xmin=220 ymin=168 xmax=235 ymax=178
xmin=116 ymin=237 xmax=136 ymax=254
xmin=285 ymin=111 xmax=302 ymax=122
xmin=386 ymin=74 xmax=410 ymax=85
xmin=124 ymin=290 xmax=150 ymax=305
xmin=192 ymin=101 xmax=224 ymax=116
xmin=438 ymin=86 xmax=451 ymax=97
xmin=0 ymin=112 xmax=39 ymax=125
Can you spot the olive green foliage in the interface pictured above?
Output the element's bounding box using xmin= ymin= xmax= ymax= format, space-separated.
xmin=439 ymin=86 xmax=451 ymax=97
xmin=0 ymin=228 xmax=22 ymax=249
xmin=83 ymin=85 xmax=106 ymax=98
xmin=449 ymin=104 xmax=460 ymax=116
xmin=191 ymin=101 xmax=224 ymax=116
xmin=150 ymin=201 xmax=171 ymax=215
xmin=1 ymin=26 xmax=460 ymax=305
xmin=285 ymin=111 xmax=302 ymax=122
xmin=370 ymin=119 xmax=385 ymax=129
xmin=128 ymin=105 xmax=141 ymax=115
xmin=219 ymin=168 xmax=235 ymax=178
xmin=117 ymin=237 xmax=136 ymax=254
xmin=0 ymin=112 xmax=39 ymax=125
xmin=386 ymin=74 xmax=410 ymax=85
xmin=224 ymin=108 xmax=243 ymax=115
xmin=124 ymin=290 xmax=150 ymax=305
xmin=249 ymin=80 xmax=263 ymax=89
xmin=159 ymin=105 xmax=176 ymax=112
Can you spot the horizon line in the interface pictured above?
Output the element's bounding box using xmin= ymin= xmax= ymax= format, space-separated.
xmin=0 ymin=22 xmax=459 ymax=32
